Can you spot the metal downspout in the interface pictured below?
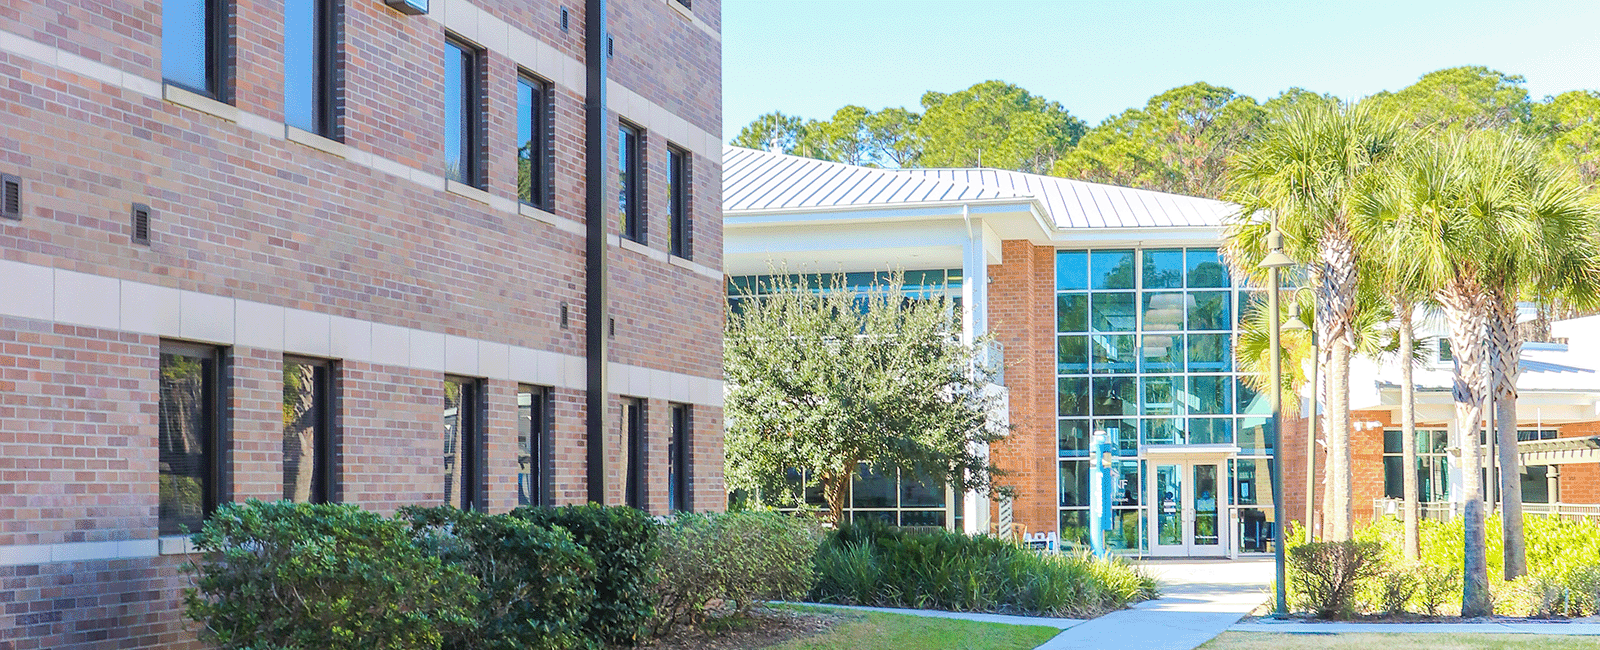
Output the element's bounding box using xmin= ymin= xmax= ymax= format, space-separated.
xmin=584 ymin=0 xmax=610 ymax=503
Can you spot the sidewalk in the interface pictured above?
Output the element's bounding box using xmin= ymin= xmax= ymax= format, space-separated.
xmin=1033 ymin=559 xmax=1274 ymax=650
xmin=1231 ymin=620 xmax=1600 ymax=635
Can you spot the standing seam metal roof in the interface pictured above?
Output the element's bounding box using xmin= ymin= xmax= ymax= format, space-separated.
xmin=722 ymin=146 xmax=1240 ymax=229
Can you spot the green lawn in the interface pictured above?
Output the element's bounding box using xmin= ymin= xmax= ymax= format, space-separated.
xmin=1201 ymin=632 xmax=1600 ymax=650
xmin=769 ymin=607 xmax=1059 ymax=650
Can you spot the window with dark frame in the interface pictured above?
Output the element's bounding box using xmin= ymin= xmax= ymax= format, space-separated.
xmin=162 ymin=0 xmax=228 ymax=99
xmin=284 ymin=0 xmax=336 ymax=137
xmin=517 ymin=74 xmax=553 ymax=210
xmin=624 ymin=398 xmax=645 ymax=508
xmin=668 ymin=146 xmax=690 ymax=258
xmin=443 ymin=377 xmax=483 ymax=510
xmin=159 ymin=342 xmax=224 ymax=536
xmin=668 ymin=404 xmax=690 ymax=512
xmin=282 ymin=357 xmax=336 ymax=503
xmin=444 ymin=38 xmax=483 ymax=188
xmin=517 ymin=385 xmax=551 ymax=507
xmin=618 ymin=123 xmax=643 ymax=242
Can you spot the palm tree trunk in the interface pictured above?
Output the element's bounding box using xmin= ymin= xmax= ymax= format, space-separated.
xmin=1440 ymin=280 xmax=1492 ymax=618
xmin=1399 ymin=302 xmax=1420 ymax=561
xmin=1491 ymin=290 xmax=1526 ymax=579
xmin=1326 ymin=340 xmax=1354 ymax=541
xmin=1315 ymin=233 xmax=1359 ymax=542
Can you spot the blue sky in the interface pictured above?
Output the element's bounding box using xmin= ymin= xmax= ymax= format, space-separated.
xmin=722 ymin=0 xmax=1600 ymax=140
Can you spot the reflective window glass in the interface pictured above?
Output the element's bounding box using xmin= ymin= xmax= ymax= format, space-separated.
xmin=1060 ymin=460 xmax=1089 ymax=506
xmin=1091 ymin=334 xmax=1136 ymax=374
xmin=1188 ymin=291 xmax=1232 ymax=331
xmin=1090 ymin=292 xmax=1136 ymax=332
xmin=1092 ymin=376 xmax=1137 ymax=417
xmin=900 ymin=473 xmax=945 ymax=508
xmin=1140 ymin=333 xmax=1184 ymax=373
xmin=1143 ymin=249 xmax=1184 ymax=289
xmin=1186 ymin=248 xmax=1230 ymax=287
xmin=901 ymin=510 xmax=946 ymax=527
xmin=1142 ymin=418 xmax=1183 ymax=445
xmin=852 ymin=465 xmax=896 ymax=508
xmin=1187 ymin=375 xmax=1232 ymax=414
xmin=1188 ymin=334 xmax=1233 ymax=372
xmin=1090 ymin=249 xmax=1135 ymax=290
xmin=1057 ymin=335 xmax=1088 ymax=374
xmin=1142 ymin=292 xmax=1186 ymax=331
xmin=1057 ymin=250 xmax=1089 ymax=290
xmin=1237 ymin=377 xmax=1270 ymax=415
xmin=1094 ymin=418 xmax=1140 ymax=454
xmin=1238 ymin=416 xmax=1271 ymax=454
xmin=160 ymin=345 xmax=217 ymax=535
xmin=162 ymin=0 xmax=215 ymax=95
xmin=285 ymin=0 xmax=331 ymax=135
xmin=282 ymin=359 xmax=330 ymax=503
xmin=1059 ymin=509 xmax=1089 ymax=546
xmin=1057 ymin=293 xmax=1088 ymax=332
xmin=444 ymin=40 xmax=478 ymax=186
xmin=1188 ymin=417 xmax=1234 ymax=445
xmin=1140 ymin=376 xmax=1182 ymax=416
xmin=1058 ymin=377 xmax=1089 ymax=417
xmin=1058 ymin=419 xmax=1090 ymax=457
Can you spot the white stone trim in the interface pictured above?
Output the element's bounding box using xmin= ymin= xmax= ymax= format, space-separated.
xmin=158 ymin=536 xmax=198 ymax=555
xmin=519 ymin=203 xmax=584 ymax=235
xmin=163 ymin=83 xmax=241 ymax=124
xmin=0 ymin=538 xmax=161 ymax=566
xmin=445 ymin=179 xmax=493 ymax=205
xmin=0 ymin=259 xmax=724 ymax=407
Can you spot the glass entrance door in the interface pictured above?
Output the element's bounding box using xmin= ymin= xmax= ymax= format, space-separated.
xmin=1148 ymin=458 xmax=1228 ymax=556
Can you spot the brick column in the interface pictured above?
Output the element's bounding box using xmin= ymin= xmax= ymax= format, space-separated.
xmin=986 ymin=241 xmax=1057 ymax=538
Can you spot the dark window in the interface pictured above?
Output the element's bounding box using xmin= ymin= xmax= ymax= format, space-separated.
xmin=1438 ymin=338 xmax=1453 ymax=363
xmin=159 ymin=342 xmax=224 ymax=535
xmin=285 ymin=0 xmax=336 ymax=136
xmin=445 ymin=38 xmax=482 ymax=187
xmin=518 ymin=385 xmax=551 ymax=507
xmin=624 ymin=398 xmax=645 ymax=508
xmin=162 ymin=0 xmax=226 ymax=98
xmin=444 ymin=377 xmax=483 ymax=510
xmin=668 ymin=404 xmax=690 ymax=511
xmin=517 ymin=75 xmax=552 ymax=209
xmin=282 ymin=357 xmax=335 ymax=503
xmin=619 ymin=123 xmax=643 ymax=242
xmin=668 ymin=146 xmax=690 ymax=258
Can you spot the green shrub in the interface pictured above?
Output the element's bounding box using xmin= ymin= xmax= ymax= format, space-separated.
xmin=183 ymin=500 xmax=476 ymax=650
xmin=810 ymin=519 xmax=1155 ymax=618
xmin=1287 ymin=540 xmax=1384 ymax=619
xmin=1413 ymin=563 xmax=1461 ymax=615
xmin=651 ymin=511 xmax=822 ymax=633
xmin=400 ymin=506 xmax=596 ymax=650
xmin=512 ymin=504 xmax=659 ymax=645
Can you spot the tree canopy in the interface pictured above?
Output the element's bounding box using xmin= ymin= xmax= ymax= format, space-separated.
xmin=733 ymin=67 xmax=1597 ymax=199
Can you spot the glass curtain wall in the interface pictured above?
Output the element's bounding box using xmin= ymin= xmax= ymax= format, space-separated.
xmin=1057 ymin=248 xmax=1272 ymax=552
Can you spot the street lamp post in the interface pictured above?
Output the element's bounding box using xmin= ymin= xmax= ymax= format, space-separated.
xmin=1259 ymin=230 xmax=1295 ymax=617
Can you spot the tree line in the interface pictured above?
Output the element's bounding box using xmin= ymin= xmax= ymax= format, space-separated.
xmin=732 ymin=67 xmax=1600 ymax=197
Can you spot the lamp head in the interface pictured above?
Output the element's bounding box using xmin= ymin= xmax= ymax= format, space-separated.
xmin=1259 ymin=230 xmax=1295 ymax=269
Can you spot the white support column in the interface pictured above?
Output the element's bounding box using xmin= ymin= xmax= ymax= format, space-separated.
xmin=961 ymin=206 xmax=993 ymax=536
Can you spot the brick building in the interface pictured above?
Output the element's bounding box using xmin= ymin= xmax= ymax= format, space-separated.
xmin=722 ymin=146 xmax=1600 ymax=558
xmin=0 ymin=0 xmax=723 ymax=647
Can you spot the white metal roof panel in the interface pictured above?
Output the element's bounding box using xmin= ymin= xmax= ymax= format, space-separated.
xmin=722 ymin=147 xmax=1023 ymax=212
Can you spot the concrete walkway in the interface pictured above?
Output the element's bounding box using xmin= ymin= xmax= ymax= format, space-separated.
xmin=1231 ymin=621 xmax=1600 ymax=635
xmin=1034 ymin=559 xmax=1275 ymax=650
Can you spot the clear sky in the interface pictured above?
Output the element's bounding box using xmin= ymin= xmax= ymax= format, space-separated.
xmin=721 ymin=0 xmax=1600 ymax=140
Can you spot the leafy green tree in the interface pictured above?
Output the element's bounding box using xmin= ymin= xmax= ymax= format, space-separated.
xmin=1262 ymin=87 xmax=1342 ymax=119
xmin=917 ymin=80 xmax=1086 ymax=173
xmin=723 ymin=272 xmax=1007 ymax=523
xmin=732 ymin=111 xmax=807 ymax=154
xmin=865 ymin=107 xmax=924 ymax=167
xmin=1370 ymin=66 xmax=1534 ymax=132
xmin=1054 ymin=82 xmax=1265 ymax=197
xmin=1225 ymin=99 xmax=1405 ymax=543
xmin=1533 ymin=90 xmax=1600 ymax=186
xmin=799 ymin=105 xmax=874 ymax=166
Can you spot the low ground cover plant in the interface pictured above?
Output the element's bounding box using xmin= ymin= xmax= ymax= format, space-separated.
xmin=810 ymin=520 xmax=1156 ymax=618
xmin=1284 ymin=514 xmax=1600 ymax=618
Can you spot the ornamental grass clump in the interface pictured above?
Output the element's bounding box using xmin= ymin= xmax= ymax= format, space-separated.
xmin=810 ymin=520 xmax=1155 ymax=618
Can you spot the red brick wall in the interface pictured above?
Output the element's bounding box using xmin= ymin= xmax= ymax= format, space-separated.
xmin=987 ymin=240 xmax=1057 ymax=537
xmin=0 ymin=0 xmax=723 ymax=647
xmin=1558 ymin=421 xmax=1600 ymax=505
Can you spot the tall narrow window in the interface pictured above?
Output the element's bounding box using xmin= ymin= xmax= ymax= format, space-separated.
xmin=624 ymin=398 xmax=645 ymax=508
xmin=285 ymin=0 xmax=335 ymax=136
xmin=159 ymin=342 xmax=223 ymax=535
xmin=668 ymin=146 xmax=690 ymax=258
xmin=618 ymin=123 xmax=643 ymax=242
xmin=444 ymin=38 xmax=482 ymax=187
xmin=444 ymin=377 xmax=483 ymax=510
xmin=518 ymin=385 xmax=551 ymax=507
xmin=283 ymin=357 xmax=335 ymax=503
xmin=668 ymin=404 xmax=690 ymax=511
xmin=163 ymin=0 xmax=226 ymax=98
xmin=517 ymin=75 xmax=551 ymax=209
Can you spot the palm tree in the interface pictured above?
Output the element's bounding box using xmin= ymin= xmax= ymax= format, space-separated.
xmin=1225 ymin=99 xmax=1404 ymax=541
xmin=1382 ymin=129 xmax=1549 ymax=617
xmin=1480 ymin=141 xmax=1600 ymax=580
